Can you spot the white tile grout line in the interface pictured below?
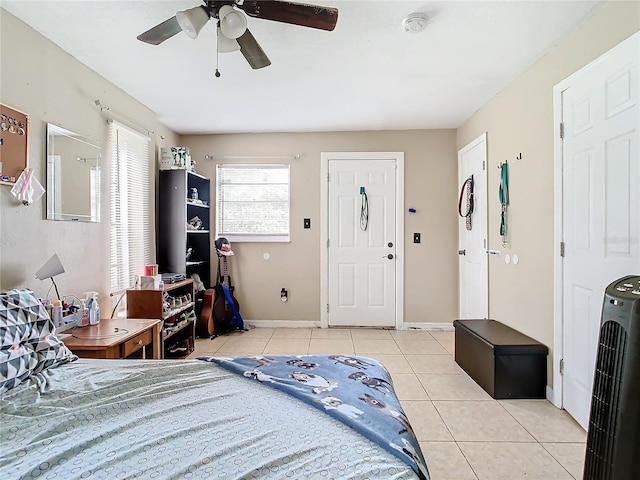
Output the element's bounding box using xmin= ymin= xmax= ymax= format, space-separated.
xmin=453 ymin=442 xmax=481 ymax=480
xmin=496 ymin=398 xmax=583 ymax=479
xmin=395 ymin=336 xmax=481 ymax=480
xmin=538 ymin=443 xmax=583 ymax=480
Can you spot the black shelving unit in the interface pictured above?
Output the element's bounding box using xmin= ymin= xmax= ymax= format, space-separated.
xmin=158 ymin=169 xmax=212 ymax=287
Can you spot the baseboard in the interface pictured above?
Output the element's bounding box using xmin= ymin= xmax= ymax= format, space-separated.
xmin=245 ymin=319 xmax=322 ymax=329
xmin=546 ymin=385 xmax=561 ymax=407
xmin=245 ymin=320 xmax=454 ymax=331
xmin=401 ymin=322 xmax=454 ymax=332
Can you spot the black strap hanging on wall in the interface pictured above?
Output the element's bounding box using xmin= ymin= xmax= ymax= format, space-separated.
xmin=360 ymin=186 xmax=369 ymax=231
xmin=458 ymin=175 xmax=475 ymax=231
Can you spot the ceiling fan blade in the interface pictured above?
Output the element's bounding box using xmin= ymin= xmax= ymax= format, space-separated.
xmin=137 ymin=16 xmax=182 ymax=45
xmin=236 ymin=29 xmax=271 ymax=69
xmin=239 ymin=1 xmax=338 ymax=31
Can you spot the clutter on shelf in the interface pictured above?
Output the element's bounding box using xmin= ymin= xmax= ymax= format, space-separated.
xmin=160 ymin=146 xmax=194 ymax=171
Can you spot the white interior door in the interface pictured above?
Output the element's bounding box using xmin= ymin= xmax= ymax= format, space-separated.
xmin=458 ymin=133 xmax=488 ymax=319
xmin=326 ymin=154 xmax=401 ymax=327
xmin=560 ymin=32 xmax=639 ymax=429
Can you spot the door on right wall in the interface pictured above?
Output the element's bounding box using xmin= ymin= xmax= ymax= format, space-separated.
xmin=458 ymin=133 xmax=488 ymax=320
xmin=560 ymin=32 xmax=639 ymax=429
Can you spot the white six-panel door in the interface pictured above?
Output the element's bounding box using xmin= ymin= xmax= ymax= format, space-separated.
xmin=324 ymin=154 xmax=402 ymax=327
xmin=559 ymin=32 xmax=639 ymax=429
xmin=458 ymin=133 xmax=489 ymax=320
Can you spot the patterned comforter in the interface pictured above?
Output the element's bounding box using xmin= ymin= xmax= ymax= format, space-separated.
xmin=1 ymin=357 xmax=428 ymax=479
xmin=201 ymin=355 xmax=429 ymax=479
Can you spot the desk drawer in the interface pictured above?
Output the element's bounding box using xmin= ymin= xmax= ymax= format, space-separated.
xmin=122 ymin=329 xmax=152 ymax=357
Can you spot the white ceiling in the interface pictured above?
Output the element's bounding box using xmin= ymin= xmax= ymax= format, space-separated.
xmin=2 ymin=0 xmax=602 ymax=135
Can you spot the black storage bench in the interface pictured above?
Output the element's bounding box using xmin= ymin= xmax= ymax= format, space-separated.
xmin=453 ymin=319 xmax=548 ymax=399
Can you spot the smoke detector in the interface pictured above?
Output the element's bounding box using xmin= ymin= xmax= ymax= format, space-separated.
xmin=402 ymin=12 xmax=428 ymax=33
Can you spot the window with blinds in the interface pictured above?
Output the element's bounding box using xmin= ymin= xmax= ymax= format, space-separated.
xmin=216 ymin=164 xmax=290 ymax=242
xmin=109 ymin=121 xmax=152 ymax=294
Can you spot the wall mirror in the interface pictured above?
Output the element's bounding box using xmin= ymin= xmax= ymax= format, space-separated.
xmin=46 ymin=123 xmax=101 ymax=222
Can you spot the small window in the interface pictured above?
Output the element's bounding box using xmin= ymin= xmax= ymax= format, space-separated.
xmin=216 ymin=164 xmax=290 ymax=242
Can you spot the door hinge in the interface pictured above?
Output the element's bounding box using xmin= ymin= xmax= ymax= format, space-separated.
xmin=482 ymin=160 xmax=486 ymax=170
xmin=327 ymin=172 xmax=330 ymax=182
xmin=326 ymin=304 xmax=330 ymax=313
xmin=559 ymin=358 xmax=564 ymax=375
xmin=327 ymin=238 xmax=330 ymax=248
xmin=483 ymin=238 xmax=487 ymax=249
xmin=560 ymin=241 xmax=565 ymax=257
xmin=559 ymin=122 xmax=565 ymax=139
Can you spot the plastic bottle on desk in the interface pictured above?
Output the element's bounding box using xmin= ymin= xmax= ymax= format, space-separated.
xmin=52 ymin=299 xmax=63 ymax=329
xmin=86 ymin=292 xmax=101 ymax=326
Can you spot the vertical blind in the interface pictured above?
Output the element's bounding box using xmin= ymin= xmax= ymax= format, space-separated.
xmin=109 ymin=121 xmax=152 ymax=293
xmin=216 ymin=164 xmax=290 ymax=242
xmin=90 ymin=166 xmax=101 ymax=222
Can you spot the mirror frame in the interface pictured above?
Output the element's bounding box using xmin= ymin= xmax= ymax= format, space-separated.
xmin=46 ymin=123 xmax=101 ymax=222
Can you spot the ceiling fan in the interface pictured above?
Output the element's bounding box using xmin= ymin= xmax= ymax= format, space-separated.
xmin=137 ymin=1 xmax=339 ymax=70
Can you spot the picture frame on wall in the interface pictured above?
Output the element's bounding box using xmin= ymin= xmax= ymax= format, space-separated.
xmin=0 ymin=102 xmax=30 ymax=186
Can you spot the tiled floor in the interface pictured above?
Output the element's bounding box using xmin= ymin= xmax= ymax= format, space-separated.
xmin=186 ymin=327 xmax=587 ymax=480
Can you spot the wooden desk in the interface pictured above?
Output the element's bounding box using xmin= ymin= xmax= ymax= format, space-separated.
xmin=62 ymin=318 xmax=162 ymax=360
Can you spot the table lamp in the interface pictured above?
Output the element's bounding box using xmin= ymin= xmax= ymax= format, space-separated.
xmin=35 ymin=253 xmax=65 ymax=300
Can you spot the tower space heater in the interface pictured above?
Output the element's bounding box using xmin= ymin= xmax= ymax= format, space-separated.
xmin=583 ymin=275 xmax=640 ymax=480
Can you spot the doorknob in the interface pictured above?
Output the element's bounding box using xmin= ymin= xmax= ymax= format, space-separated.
xmin=458 ymin=249 xmax=466 ymax=256
xmin=383 ymin=254 xmax=394 ymax=259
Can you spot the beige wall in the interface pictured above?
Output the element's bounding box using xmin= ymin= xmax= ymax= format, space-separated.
xmin=182 ymin=131 xmax=459 ymax=323
xmin=0 ymin=9 xmax=179 ymax=309
xmin=457 ymin=0 xmax=639 ymax=382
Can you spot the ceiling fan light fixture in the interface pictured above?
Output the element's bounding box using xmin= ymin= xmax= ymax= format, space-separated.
xmin=402 ymin=12 xmax=428 ymax=34
xmin=219 ymin=5 xmax=247 ymax=40
xmin=176 ymin=6 xmax=210 ymax=39
xmin=217 ymin=27 xmax=240 ymax=53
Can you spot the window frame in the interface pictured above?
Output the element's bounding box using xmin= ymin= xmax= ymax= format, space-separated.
xmin=215 ymin=163 xmax=291 ymax=243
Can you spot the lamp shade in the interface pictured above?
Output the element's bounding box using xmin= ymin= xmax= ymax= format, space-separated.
xmin=219 ymin=5 xmax=247 ymax=40
xmin=217 ymin=26 xmax=240 ymax=53
xmin=176 ymin=6 xmax=210 ymax=39
xmin=35 ymin=253 xmax=65 ymax=280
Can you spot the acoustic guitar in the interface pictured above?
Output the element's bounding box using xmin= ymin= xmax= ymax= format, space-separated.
xmin=211 ymin=255 xmax=244 ymax=336
xmin=196 ymin=288 xmax=216 ymax=338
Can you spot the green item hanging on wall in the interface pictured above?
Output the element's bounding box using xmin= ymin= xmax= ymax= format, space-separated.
xmin=499 ymin=162 xmax=509 ymax=244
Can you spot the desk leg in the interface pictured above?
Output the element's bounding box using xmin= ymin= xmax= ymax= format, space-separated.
xmin=152 ymin=323 xmax=162 ymax=360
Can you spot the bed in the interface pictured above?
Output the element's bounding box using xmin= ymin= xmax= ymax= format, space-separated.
xmin=0 ymin=289 xmax=429 ymax=479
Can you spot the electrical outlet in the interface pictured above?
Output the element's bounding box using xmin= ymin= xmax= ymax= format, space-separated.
xmin=304 ymin=218 xmax=311 ymax=229
xmin=413 ymin=232 xmax=421 ymax=243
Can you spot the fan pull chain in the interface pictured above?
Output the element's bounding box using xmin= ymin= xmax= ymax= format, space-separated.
xmin=215 ymin=20 xmax=221 ymax=77
xmin=215 ymin=46 xmax=221 ymax=77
